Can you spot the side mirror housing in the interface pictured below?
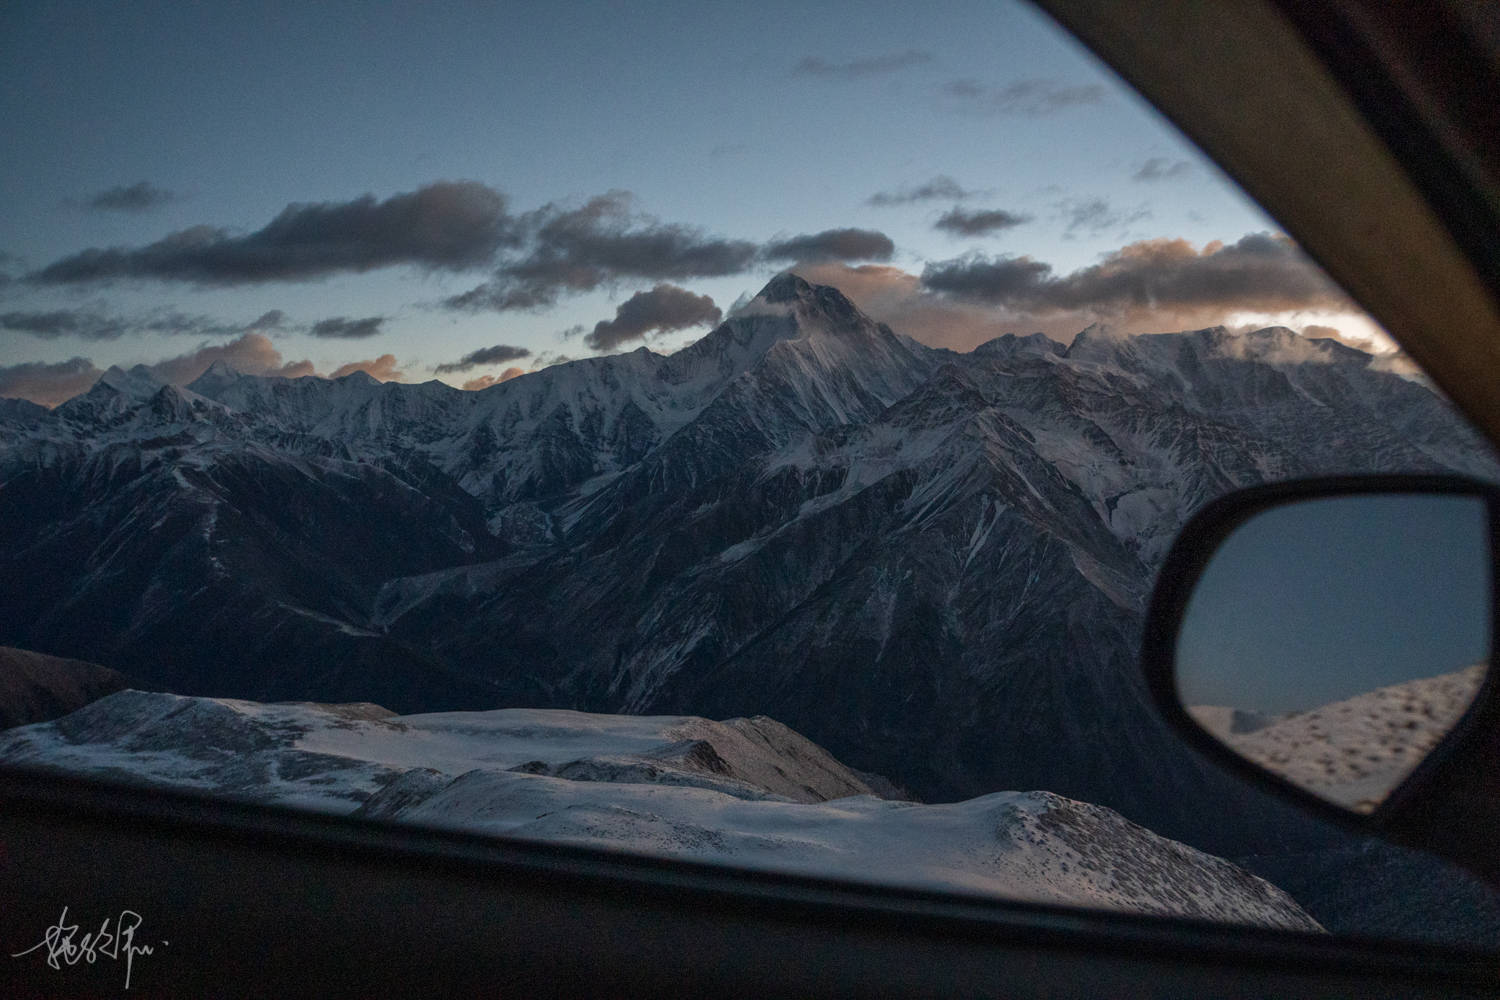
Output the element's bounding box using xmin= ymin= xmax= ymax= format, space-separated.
xmin=1143 ymin=476 xmax=1500 ymax=884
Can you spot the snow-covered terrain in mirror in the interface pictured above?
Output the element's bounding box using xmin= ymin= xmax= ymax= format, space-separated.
xmin=1192 ymin=664 xmax=1487 ymax=812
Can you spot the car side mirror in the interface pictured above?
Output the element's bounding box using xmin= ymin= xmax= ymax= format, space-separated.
xmin=1143 ymin=477 xmax=1500 ymax=884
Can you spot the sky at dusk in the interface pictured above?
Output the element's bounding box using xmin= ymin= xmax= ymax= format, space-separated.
xmin=0 ymin=0 xmax=1391 ymax=406
xmin=1177 ymin=494 xmax=1491 ymax=715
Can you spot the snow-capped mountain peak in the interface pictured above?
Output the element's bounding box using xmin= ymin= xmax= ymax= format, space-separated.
xmin=52 ymin=364 xmax=169 ymax=424
xmin=1062 ymin=321 xmax=1132 ymax=362
xmin=99 ymin=363 xmax=164 ymax=395
xmin=972 ymin=332 xmax=1066 ymax=360
xmin=758 ymin=270 xmax=816 ymax=304
xmin=200 ymin=359 xmax=242 ymax=380
xmin=656 ymin=272 xmax=861 ymax=384
xmin=185 ymin=360 xmax=246 ymax=397
xmin=749 ymin=271 xmax=874 ymax=335
xmin=751 ymin=272 xmax=882 ymax=340
xmin=335 ymin=369 xmax=380 ymax=387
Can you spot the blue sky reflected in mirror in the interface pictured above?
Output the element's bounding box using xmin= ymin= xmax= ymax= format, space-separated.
xmin=1176 ymin=493 xmax=1491 ymax=714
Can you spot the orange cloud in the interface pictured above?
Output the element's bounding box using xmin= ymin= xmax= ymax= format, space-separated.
xmin=797 ymin=233 xmax=1362 ymax=352
xmin=793 ymin=261 xmax=1027 ymax=349
xmin=149 ymin=332 xmax=315 ymax=384
xmin=461 ymin=367 xmax=526 ymax=390
xmin=0 ymin=358 xmax=104 ymax=408
xmin=329 ymin=354 xmax=405 ymax=381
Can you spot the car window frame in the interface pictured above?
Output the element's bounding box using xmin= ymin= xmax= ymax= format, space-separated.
xmin=5 ymin=1 xmax=1500 ymax=993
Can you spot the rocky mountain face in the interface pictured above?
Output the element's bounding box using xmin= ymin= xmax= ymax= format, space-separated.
xmin=1 ymin=274 xmax=1494 ymax=869
xmin=0 ymin=690 xmax=1320 ymax=931
xmin=0 ymin=646 xmax=130 ymax=729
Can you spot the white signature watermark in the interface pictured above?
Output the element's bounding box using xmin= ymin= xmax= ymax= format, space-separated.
xmin=11 ymin=906 xmax=166 ymax=990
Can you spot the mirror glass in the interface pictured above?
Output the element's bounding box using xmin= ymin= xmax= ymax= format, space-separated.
xmin=1176 ymin=492 xmax=1492 ymax=813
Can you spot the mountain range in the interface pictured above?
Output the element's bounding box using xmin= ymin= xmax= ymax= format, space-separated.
xmin=1 ymin=273 xmax=1495 ymax=872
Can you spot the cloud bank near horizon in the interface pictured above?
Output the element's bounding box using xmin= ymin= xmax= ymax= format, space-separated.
xmin=5 ymin=168 xmax=1379 ymax=403
xmin=793 ymin=232 xmax=1364 ymax=351
xmin=0 ymin=332 xmax=415 ymax=409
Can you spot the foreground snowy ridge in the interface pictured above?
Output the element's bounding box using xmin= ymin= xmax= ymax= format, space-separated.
xmin=0 ymin=689 xmax=1318 ymax=931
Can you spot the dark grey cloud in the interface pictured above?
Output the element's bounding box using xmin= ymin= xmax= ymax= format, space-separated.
xmin=1 ymin=309 xmax=128 ymax=340
xmin=762 ymin=228 xmax=895 ymax=263
xmin=309 ymin=315 xmax=385 ymax=339
xmin=443 ymin=279 xmax=554 ymax=313
xmin=0 ymin=357 xmax=104 ymax=407
xmin=586 ymin=284 xmax=721 ymax=352
xmin=434 ymin=343 xmax=531 ymax=374
xmin=33 ymin=181 xmax=514 ymax=286
xmin=934 ymin=207 xmax=1032 ymax=237
xmin=140 ymin=312 xmax=271 ymax=338
xmin=1132 ymin=158 xmax=1193 ymax=183
xmin=794 ymin=50 xmax=934 ymax=79
xmin=793 ymin=259 xmax=1031 ymax=350
xmin=866 ymin=175 xmax=977 ymax=207
xmin=85 ymin=181 xmax=177 ymax=213
xmin=941 ymin=77 xmax=1105 ymax=116
xmin=530 ymin=351 xmax=576 ymax=370
xmin=921 ymin=256 xmax=1054 ymax=304
xmin=520 ymin=192 xmax=756 ymax=279
xmin=2 ymin=307 xmax=292 ymax=341
xmin=1055 ymin=197 xmax=1151 ymax=237
xmin=445 ymin=192 xmax=758 ymax=312
xmin=921 ymin=232 xmax=1349 ymax=315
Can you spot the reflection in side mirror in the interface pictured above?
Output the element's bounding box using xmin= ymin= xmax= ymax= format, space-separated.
xmin=1175 ymin=492 xmax=1492 ymax=814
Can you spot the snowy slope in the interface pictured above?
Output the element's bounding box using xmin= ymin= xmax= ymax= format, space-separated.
xmin=0 ymin=690 xmax=875 ymax=808
xmin=0 ymin=690 xmax=1319 ymax=930
xmin=1191 ymin=663 xmax=1486 ymax=812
